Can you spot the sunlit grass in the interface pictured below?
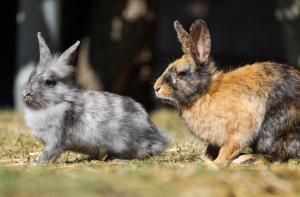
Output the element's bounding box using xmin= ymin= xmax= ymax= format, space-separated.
xmin=0 ymin=109 xmax=299 ymax=196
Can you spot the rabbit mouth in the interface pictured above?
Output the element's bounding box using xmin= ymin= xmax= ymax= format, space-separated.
xmin=160 ymin=97 xmax=176 ymax=105
xmin=24 ymin=96 xmax=33 ymax=105
xmin=155 ymin=92 xmax=178 ymax=106
xmin=156 ymin=92 xmax=171 ymax=101
xmin=24 ymin=97 xmax=42 ymax=109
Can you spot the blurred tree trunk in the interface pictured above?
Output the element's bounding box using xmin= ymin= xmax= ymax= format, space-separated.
xmin=87 ymin=0 xmax=158 ymax=110
xmin=61 ymin=0 xmax=158 ymax=110
xmin=276 ymin=0 xmax=300 ymax=67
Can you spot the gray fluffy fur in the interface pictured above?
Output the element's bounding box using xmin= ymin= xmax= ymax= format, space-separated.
xmin=23 ymin=33 xmax=169 ymax=164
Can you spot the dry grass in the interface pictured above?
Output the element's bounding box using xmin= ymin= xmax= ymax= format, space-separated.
xmin=0 ymin=109 xmax=300 ymax=197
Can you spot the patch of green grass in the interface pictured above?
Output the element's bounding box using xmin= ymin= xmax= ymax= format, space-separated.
xmin=0 ymin=109 xmax=300 ymax=196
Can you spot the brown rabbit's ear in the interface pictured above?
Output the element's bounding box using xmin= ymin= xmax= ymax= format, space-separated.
xmin=189 ymin=19 xmax=211 ymax=63
xmin=174 ymin=20 xmax=191 ymax=53
xmin=37 ymin=32 xmax=52 ymax=65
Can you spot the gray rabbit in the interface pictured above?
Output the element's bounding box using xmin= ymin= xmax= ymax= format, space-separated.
xmin=23 ymin=33 xmax=169 ymax=164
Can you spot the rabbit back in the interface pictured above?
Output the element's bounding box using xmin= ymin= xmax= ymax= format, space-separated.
xmin=63 ymin=91 xmax=169 ymax=159
xmin=251 ymin=63 xmax=300 ymax=160
xmin=173 ymin=60 xmax=300 ymax=161
xmin=180 ymin=62 xmax=273 ymax=148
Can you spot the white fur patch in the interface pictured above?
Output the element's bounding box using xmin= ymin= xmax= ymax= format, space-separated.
xmin=24 ymin=102 xmax=69 ymax=143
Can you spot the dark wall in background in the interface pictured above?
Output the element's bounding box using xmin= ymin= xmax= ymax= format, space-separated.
xmin=0 ymin=0 xmax=287 ymax=108
xmin=157 ymin=0 xmax=284 ymax=72
xmin=0 ymin=0 xmax=16 ymax=107
xmin=208 ymin=0 xmax=284 ymax=67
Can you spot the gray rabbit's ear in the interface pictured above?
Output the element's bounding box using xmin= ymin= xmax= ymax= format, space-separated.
xmin=37 ymin=32 xmax=52 ymax=65
xmin=174 ymin=20 xmax=191 ymax=54
xmin=189 ymin=19 xmax=211 ymax=63
xmin=58 ymin=41 xmax=80 ymax=65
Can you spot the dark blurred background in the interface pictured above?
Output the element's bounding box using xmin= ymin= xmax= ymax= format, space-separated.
xmin=2 ymin=0 xmax=300 ymax=111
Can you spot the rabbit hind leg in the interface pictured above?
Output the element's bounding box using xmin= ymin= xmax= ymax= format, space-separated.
xmin=231 ymin=154 xmax=273 ymax=165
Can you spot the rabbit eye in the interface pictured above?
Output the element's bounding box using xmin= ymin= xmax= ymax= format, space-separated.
xmin=177 ymin=71 xmax=188 ymax=78
xmin=44 ymin=79 xmax=56 ymax=87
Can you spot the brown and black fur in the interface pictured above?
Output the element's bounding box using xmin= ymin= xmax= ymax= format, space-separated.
xmin=154 ymin=19 xmax=300 ymax=165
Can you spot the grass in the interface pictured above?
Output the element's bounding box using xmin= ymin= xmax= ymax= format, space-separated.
xmin=0 ymin=109 xmax=300 ymax=196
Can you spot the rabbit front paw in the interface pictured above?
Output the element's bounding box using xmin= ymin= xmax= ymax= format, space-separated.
xmin=35 ymin=146 xmax=63 ymax=165
xmin=213 ymin=142 xmax=241 ymax=166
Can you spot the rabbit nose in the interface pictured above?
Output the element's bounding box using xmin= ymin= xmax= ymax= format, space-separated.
xmin=154 ymin=83 xmax=161 ymax=92
xmin=154 ymin=86 xmax=161 ymax=92
xmin=23 ymin=90 xmax=33 ymax=97
xmin=154 ymin=80 xmax=162 ymax=92
xmin=23 ymin=90 xmax=33 ymax=101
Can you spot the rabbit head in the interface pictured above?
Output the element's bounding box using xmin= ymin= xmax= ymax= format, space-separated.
xmin=154 ymin=19 xmax=216 ymax=108
xmin=23 ymin=32 xmax=80 ymax=109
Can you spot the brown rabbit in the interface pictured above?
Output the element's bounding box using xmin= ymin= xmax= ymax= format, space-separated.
xmin=154 ymin=19 xmax=300 ymax=165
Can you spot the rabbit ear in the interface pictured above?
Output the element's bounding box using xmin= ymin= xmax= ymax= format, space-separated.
xmin=37 ymin=32 xmax=52 ymax=65
xmin=174 ymin=20 xmax=191 ymax=53
xmin=58 ymin=41 xmax=80 ymax=65
xmin=189 ymin=19 xmax=211 ymax=63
